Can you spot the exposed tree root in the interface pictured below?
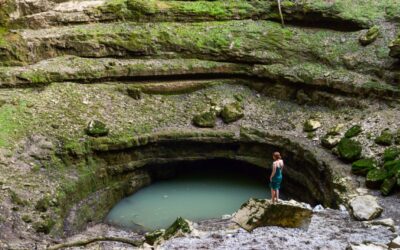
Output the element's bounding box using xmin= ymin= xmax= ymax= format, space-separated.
xmin=47 ymin=236 xmax=143 ymax=250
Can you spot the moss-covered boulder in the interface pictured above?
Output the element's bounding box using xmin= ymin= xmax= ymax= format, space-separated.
xmin=85 ymin=120 xmax=109 ymax=137
xmin=389 ymin=36 xmax=400 ymax=58
xmin=164 ymin=217 xmax=192 ymax=240
xmin=126 ymin=86 xmax=142 ymax=100
xmin=145 ymin=229 xmax=165 ymax=245
xmin=192 ymin=110 xmax=217 ymax=128
xmin=145 ymin=217 xmax=193 ymax=245
xmin=381 ymin=176 xmax=397 ymax=196
xmin=321 ymin=134 xmax=341 ymax=149
xmin=303 ymin=119 xmax=321 ymax=132
xmin=375 ymin=129 xmax=393 ymax=146
xmin=383 ymin=147 xmax=400 ymax=162
xmin=337 ymin=138 xmax=362 ymax=162
xmin=327 ymin=124 xmax=344 ymax=136
xmin=359 ymin=26 xmax=379 ymax=46
xmin=384 ymin=160 xmax=400 ymax=176
xmin=395 ymin=129 xmax=400 ymax=145
xmin=351 ymin=158 xmax=376 ymax=176
xmin=344 ymin=125 xmax=362 ymax=138
xmin=220 ymin=102 xmax=244 ymax=124
xmin=366 ymin=168 xmax=389 ymax=189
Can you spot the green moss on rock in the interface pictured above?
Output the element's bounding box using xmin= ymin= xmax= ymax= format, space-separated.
xmin=384 ymin=160 xmax=400 ymax=176
xmin=192 ymin=110 xmax=217 ymax=128
xmin=394 ymin=129 xmax=400 ymax=145
xmin=145 ymin=229 xmax=165 ymax=245
xmin=383 ymin=147 xmax=400 ymax=162
xmin=337 ymin=138 xmax=362 ymax=162
xmin=366 ymin=168 xmax=389 ymax=189
xmin=344 ymin=125 xmax=362 ymax=138
xmin=375 ymin=129 xmax=393 ymax=146
xmin=164 ymin=217 xmax=192 ymax=240
xmin=321 ymin=134 xmax=340 ymax=149
xmin=351 ymin=158 xmax=376 ymax=176
xmin=380 ymin=176 xmax=397 ymax=196
xmin=359 ymin=25 xmax=379 ymax=46
xmin=389 ymin=35 xmax=400 ymax=58
xmin=126 ymin=86 xmax=142 ymax=100
xmin=85 ymin=120 xmax=109 ymax=137
xmin=303 ymin=119 xmax=321 ymax=132
xmin=220 ymin=102 xmax=244 ymax=124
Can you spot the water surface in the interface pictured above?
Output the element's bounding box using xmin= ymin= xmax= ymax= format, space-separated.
xmin=106 ymin=167 xmax=269 ymax=231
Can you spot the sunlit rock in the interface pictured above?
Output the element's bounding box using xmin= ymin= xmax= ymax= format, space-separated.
xmin=232 ymin=198 xmax=312 ymax=231
xmin=349 ymin=195 xmax=383 ymax=221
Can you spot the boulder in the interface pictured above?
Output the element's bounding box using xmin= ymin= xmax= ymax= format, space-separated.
xmin=321 ymin=134 xmax=341 ymax=149
xmin=345 ymin=125 xmax=362 ymax=138
xmin=351 ymin=158 xmax=376 ymax=176
xmin=375 ymin=129 xmax=393 ymax=146
xmin=192 ymin=110 xmax=217 ymax=128
xmin=144 ymin=217 xmax=193 ymax=245
xmin=85 ymin=120 xmax=109 ymax=137
xmin=126 ymin=87 xmax=142 ymax=100
xmin=327 ymin=123 xmax=344 ymax=136
xmin=232 ymin=198 xmax=312 ymax=231
xmin=381 ymin=176 xmax=397 ymax=196
xmin=303 ymin=119 xmax=321 ymax=132
xmin=366 ymin=168 xmax=389 ymax=189
xmin=389 ymin=236 xmax=400 ymax=248
xmin=389 ymin=36 xmax=400 ymax=58
xmin=349 ymin=195 xmax=383 ymax=221
xmin=144 ymin=229 xmax=165 ymax=245
xmin=337 ymin=138 xmax=362 ymax=162
xmin=359 ymin=26 xmax=380 ymax=46
xmin=220 ymin=102 xmax=244 ymax=123
xmin=383 ymin=147 xmax=400 ymax=162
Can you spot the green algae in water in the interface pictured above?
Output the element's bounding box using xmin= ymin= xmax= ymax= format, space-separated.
xmin=106 ymin=169 xmax=270 ymax=231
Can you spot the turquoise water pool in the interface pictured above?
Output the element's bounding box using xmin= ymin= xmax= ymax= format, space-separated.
xmin=106 ymin=164 xmax=270 ymax=231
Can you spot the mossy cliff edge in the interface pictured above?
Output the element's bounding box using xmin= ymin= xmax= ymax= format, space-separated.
xmin=0 ymin=0 xmax=399 ymax=248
